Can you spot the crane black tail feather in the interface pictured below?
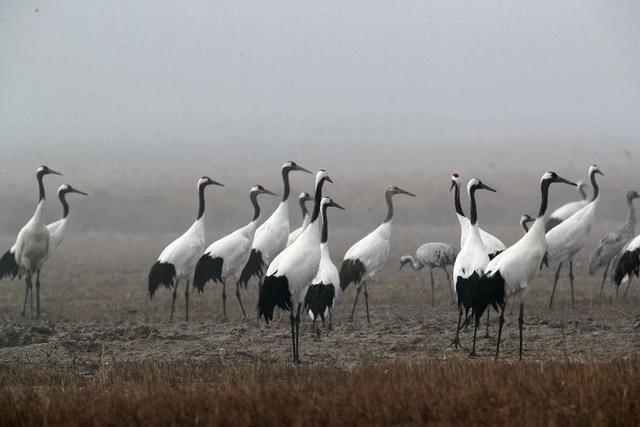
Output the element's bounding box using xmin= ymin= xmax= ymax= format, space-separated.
xmin=0 ymin=250 xmax=18 ymax=281
xmin=339 ymin=259 xmax=365 ymax=291
xmin=258 ymin=275 xmax=291 ymax=323
xmin=304 ymin=283 xmax=335 ymax=321
xmin=239 ymin=249 xmax=264 ymax=288
xmin=193 ymin=255 xmax=223 ymax=292
xmin=148 ymin=261 xmax=176 ymax=299
xmin=613 ymin=248 xmax=640 ymax=286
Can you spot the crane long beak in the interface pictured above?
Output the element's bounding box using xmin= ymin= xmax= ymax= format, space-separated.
xmin=480 ymin=183 xmax=497 ymax=193
xmin=329 ymin=201 xmax=345 ymax=210
xmin=297 ymin=165 xmax=313 ymax=174
xmin=398 ymin=188 xmax=416 ymax=197
xmin=556 ymin=176 xmax=577 ymax=186
xmin=326 ymin=176 xmax=334 ymax=184
xmin=211 ymin=180 xmax=225 ymax=187
xmin=262 ymin=188 xmax=277 ymax=196
xmin=596 ymin=170 xmax=605 ymax=176
xmin=73 ymin=189 xmax=88 ymax=196
xmin=48 ymin=169 xmax=63 ymax=176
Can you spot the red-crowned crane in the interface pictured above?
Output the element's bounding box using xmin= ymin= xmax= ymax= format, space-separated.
xmin=339 ymin=186 xmax=416 ymax=323
xmin=148 ymin=176 xmax=224 ymax=322
xmin=0 ymin=166 xmax=62 ymax=318
xmin=287 ymin=192 xmax=312 ymax=246
xmin=399 ymin=242 xmax=458 ymax=306
xmin=547 ymin=165 xmax=604 ymax=309
xmin=193 ymin=185 xmax=276 ymax=318
xmin=467 ymin=172 xmax=576 ymax=360
xmin=258 ymin=170 xmax=336 ymax=363
xmin=239 ymin=162 xmax=311 ymax=288
xmin=588 ymin=190 xmax=638 ymax=295
xmin=451 ymin=178 xmax=496 ymax=354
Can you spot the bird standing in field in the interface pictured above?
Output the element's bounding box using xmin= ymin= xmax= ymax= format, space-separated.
xmin=148 ymin=176 xmax=224 ymax=322
xmin=588 ymin=190 xmax=639 ymax=296
xmin=546 ymin=165 xmax=604 ymax=309
xmin=545 ymin=181 xmax=589 ymax=231
xmin=239 ymin=162 xmax=312 ymax=288
xmin=0 ymin=166 xmax=62 ymax=318
xmin=258 ymin=170 xmax=335 ymax=363
xmin=613 ymin=234 xmax=640 ymax=296
xmin=451 ymin=178 xmax=496 ymax=354
xmin=340 ymin=185 xmax=416 ymax=323
xmin=450 ymin=173 xmax=505 ymax=259
xmin=193 ymin=185 xmax=276 ymax=318
xmin=287 ymin=192 xmax=312 ymax=246
xmin=399 ymin=242 xmax=458 ymax=305
xmin=468 ymin=172 xmax=576 ymax=360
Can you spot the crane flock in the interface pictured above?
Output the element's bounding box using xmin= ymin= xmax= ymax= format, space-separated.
xmin=1 ymin=162 xmax=638 ymax=363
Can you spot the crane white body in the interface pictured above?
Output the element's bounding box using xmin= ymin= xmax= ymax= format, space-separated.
xmin=545 ymin=181 xmax=589 ymax=231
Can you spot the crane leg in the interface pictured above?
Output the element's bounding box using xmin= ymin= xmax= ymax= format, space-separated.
xmin=449 ymin=307 xmax=463 ymax=349
xmin=569 ymin=260 xmax=575 ymax=309
xmin=444 ymin=267 xmax=455 ymax=303
xmin=623 ymin=278 xmax=632 ymax=299
xmin=184 ymin=280 xmax=190 ymax=322
xmin=519 ymin=303 xmax=524 ymax=361
xmin=599 ymin=262 xmax=610 ymax=297
xmin=221 ymin=281 xmax=227 ymax=318
xmin=470 ymin=315 xmax=479 ymax=357
xmin=430 ymin=269 xmax=435 ymax=307
xmin=235 ymin=281 xmax=247 ymax=319
xmin=169 ymin=280 xmax=178 ymax=322
xmin=35 ymin=269 xmax=41 ymax=319
xmin=21 ymin=280 xmax=30 ymax=317
xmin=350 ymin=284 xmax=362 ymax=321
xmin=328 ymin=308 xmax=333 ymax=331
xmin=289 ymin=310 xmax=296 ymax=363
xmin=294 ymin=303 xmax=302 ymax=363
xmin=485 ymin=311 xmax=490 ymax=338
xmin=363 ymin=281 xmax=370 ymax=323
xmin=495 ymin=305 xmax=506 ymax=361
xmin=549 ymin=262 xmax=563 ymax=310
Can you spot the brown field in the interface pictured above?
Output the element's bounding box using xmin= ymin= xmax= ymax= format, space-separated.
xmin=0 ymin=221 xmax=639 ymax=425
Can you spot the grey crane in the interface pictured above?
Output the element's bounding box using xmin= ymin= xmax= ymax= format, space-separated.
xmin=399 ymin=242 xmax=458 ymax=305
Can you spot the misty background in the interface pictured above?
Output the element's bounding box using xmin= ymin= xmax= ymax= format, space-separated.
xmin=0 ymin=1 xmax=638 ymax=278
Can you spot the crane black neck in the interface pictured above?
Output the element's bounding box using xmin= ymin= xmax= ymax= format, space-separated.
xmin=538 ymin=180 xmax=552 ymax=218
xmin=299 ymin=196 xmax=308 ymax=219
xmin=469 ymin=186 xmax=479 ymax=225
xmin=384 ymin=191 xmax=395 ymax=223
xmin=453 ymin=182 xmax=465 ymax=217
xmin=36 ymin=170 xmax=46 ymax=202
xmin=626 ymin=195 xmax=636 ymax=225
xmin=197 ymin=183 xmax=208 ymax=220
xmin=250 ymin=191 xmax=261 ymax=222
xmin=281 ymin=167 xmax=293 ymax=202
xmin=589 ymin=170 xmax=600 ymax=201
xmin=310 ymin=179 xmax=328 ymax=222
xmin=321 ymin=203 xmax=330 ymax=243
xmin=59 ymin=190 xmax=70 ymax=218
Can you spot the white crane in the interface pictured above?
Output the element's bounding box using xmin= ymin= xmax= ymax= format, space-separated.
xmin=547 ymin=165 xmax=604 ymax=309
xmin=238 ymin=161 xmax=311 ymax=288
xmin=192 ymin=185 xmax=276 ymax=318
xmin=613 ymin=234 xmax=640 ymax=296
xmin=399 ymin=242 xmax=458 ymax=306
xmin=450 ymin=173 xmax=505 ymax=259
xmin=339 ymin=185 xmax=416 ymax=323
xmin=588 ymin=190 xmax=638 ymax=295
xmin=545 ymin=181 xmax=589 ymax=231
xmin=148 ymin=176 xmax=224 ymax=322
xmin=467 ymin=172 xmax=576 ymax=360
xmin=258 ymin=170 xmax=335 ymax=363
xmin=287 ymin=192 xmax=312 ymax=246
xmin=0 ymin=166 xmax=62 ymax=318
xmin=451 ymin=178 xmax=496 ymax=354
xmin=304 ymin=192 xmax=342 ymax=337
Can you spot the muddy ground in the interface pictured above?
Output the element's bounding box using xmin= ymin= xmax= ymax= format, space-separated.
xmin=0 ymin=256 xmax=638 ymax=377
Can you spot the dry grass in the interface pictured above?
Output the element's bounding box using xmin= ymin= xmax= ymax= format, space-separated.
xmin=1 ymin=358 xmax=639 ymax=426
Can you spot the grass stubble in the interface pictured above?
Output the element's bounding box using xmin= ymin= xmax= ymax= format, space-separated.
xmin=0 ymin=358 xmax=638 ymax=426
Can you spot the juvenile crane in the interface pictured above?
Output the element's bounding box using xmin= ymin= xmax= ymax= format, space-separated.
xmin=451 ymin=178 xmax=496 ymax=354
xmin=340 ymin=185 xmax=416 ymax=322
xmin=239 ymin=162 xmax=311 ymax=288
xmin=588 ymin=190 xmax=639 ymax=295
xmin=399 ymin=242 xmax=458 ymax=305
xmin=148 ymin=176 xmax=224 ymax=322
xmin=468 ymin=172 xmax=577 ymax=360
xmin=545 ymin=181 xmax=589 ymax=231
xmin=193 ymin=185 xmax=276 ymax=318
xmin=0 ymin=166 xmax=62 ymax=318
xmin=258 ymin=170 xmax=336 ymax=363
xmin=547 ymin=165 xmax=604 ymax=309
xmin=287 ymin=192 xmax=312 ymax=246
xmin=450 ymin=173 xmax=505 ymax=259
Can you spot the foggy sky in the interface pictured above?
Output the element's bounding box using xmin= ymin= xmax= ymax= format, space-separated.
xmin=0 ymin=0 xmax=638 ymax=179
